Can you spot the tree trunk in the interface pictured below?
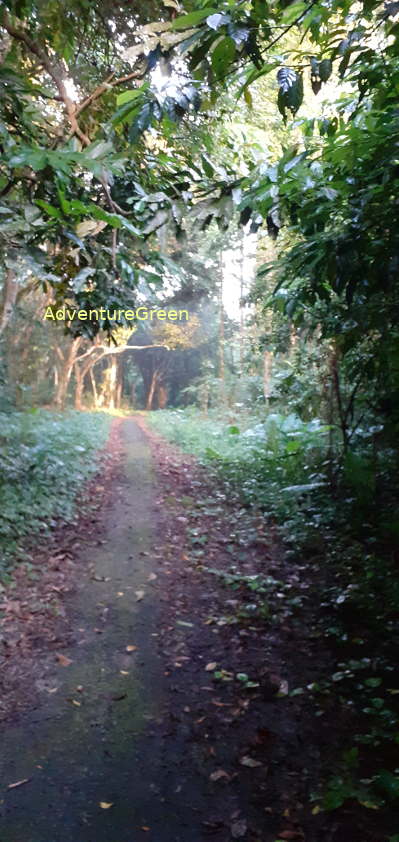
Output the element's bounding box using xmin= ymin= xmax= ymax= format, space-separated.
xmin=0 ymin=268 xmax=18 ymax=336
xmin=74 ymin=367 xmax=84 ymax=410
xmin=239 ymin=231 xmax=245 ymax=377
xmin=89 ymin=368 xmax=98 ymax=408
xmin=108 ymin=357 xmax=118 ymax=409
xmin=146 ymin=369 xmax=159 ymax=411
xmin=115 ymin=375 xmax=122 ymax=409
xmin=74 ymin=356 xmax=98 ymax=410
xmin=218 ymin=252 xmax=226 ymax=406
xmin=330 ymin=347 xmax=348 ymax=452
xmin=263 ymin=350 xmax=272 ymax=402
xmin=157 ymin=384 xmax=168 ymax=409
xmin=55 ymin=337 xmax=82 ymax=409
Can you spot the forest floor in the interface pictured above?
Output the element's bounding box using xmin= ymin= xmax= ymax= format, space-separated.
xmin=0 ymin=417 xmax=388 ymax=842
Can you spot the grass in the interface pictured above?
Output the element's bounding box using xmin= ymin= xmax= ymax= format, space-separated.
xmin=0 ymin=409 xmax=113 ymax=576
xmin=147 ymin=406 xmax=330 ymax=524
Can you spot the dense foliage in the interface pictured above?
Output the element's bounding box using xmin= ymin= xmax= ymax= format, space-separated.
xmin=0 ymin=410 xmax=112 ymax=575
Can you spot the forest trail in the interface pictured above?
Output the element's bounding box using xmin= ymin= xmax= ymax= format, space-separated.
xmin=0 ymin=419 xmax=219 ymax=842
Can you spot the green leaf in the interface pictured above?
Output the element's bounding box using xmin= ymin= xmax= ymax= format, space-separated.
xmin=9 ymin=148 xmax=47 ymax=170
xmin=277 ymin=69 xmax=303 ymax=119
xmin=35 ymin=200 xmax=61 ymax=219
xmin=129 ymin=101 xmax=155 ymax=141
xmin=112 ymin=99 xmax=144 ymax=127
xmin=171 ymin=8 xmax=217 ymax=30
xmin=211 ymin=37 xmax=236 ymax=80
xmin=319 ymin=58 xmax=333 ymax=82
xmin=116 ymin=88 xmax=146 ymax=107
xmin=277 ymin=66 xmax=297 ymax=93
xmin=281 ymin=1 xmax=308 ymax=24
xmin=201 ymin=154 xmax=215 ymax=178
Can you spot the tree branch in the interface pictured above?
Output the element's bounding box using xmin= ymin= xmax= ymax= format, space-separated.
xmin=2 ymin=10 xmax=91 ymax=146
xmin=75 ymin=68 xmax=145 ymax=118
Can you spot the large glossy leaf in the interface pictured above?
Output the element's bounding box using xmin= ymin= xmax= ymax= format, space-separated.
xmin=211 ymin=37 xmax=236 ymax=80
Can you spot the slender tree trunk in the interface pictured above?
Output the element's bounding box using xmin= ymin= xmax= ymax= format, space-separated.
xmin=108 ymin=357 xmax=118 ymax=409
xmin=75 ymin=356 xmax=99 ymax=410
xmin=239 ymin=231 xmax=245 ymax=377
xmin=218 ymin=252 xmax=226 ymax=406
xmin=330 ymin=346 xmax=348 ymax=453
xmin=74 ymin=367 xmax=84 ymax=410
xmin=0 ymin=268 xmax=18 ymax=336
xmin=115 ymin=383 xmax=122 ymax=408
xmin=157 ymin=384 xmax=168 ymax=409
xmin=146 ymin=369 xmax=159 ymax=411
xmin=89 ymin=368 xmax=98 ymax=407
xmin=55 ymin=337 xmax=82 ymax=409
xmin=263 ymin=350 xmax=272 ymax=403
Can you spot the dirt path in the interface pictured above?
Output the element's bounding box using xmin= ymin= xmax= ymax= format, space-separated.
xmin=1 ymin=418 xmax=384 ymax=842
xmin=0 ymin=419 xmax=218 ymax=842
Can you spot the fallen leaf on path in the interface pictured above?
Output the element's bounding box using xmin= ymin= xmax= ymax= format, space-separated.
xmin=239 ymin=756 xmax=263 ymax=768
xmin=126 ymin=645 xmax=137 ymax=652
xmin=276 ymin=679 xmax=289 ymax=697
xmin=56 ymin=654 xmax=73 ymax=667
xmin=120 ymin=670 xmax=130 ymax=675
xmin=231 ymin=818 xmax=247 ymax=838
xmin=140 ymin=827 xmax=150 ymax=832
xmin=7 ymin=779 xmax=30 ymax=790
xmin=147 ymin=573 xmax=157 ymax=581
xmin=135 ymin=590 xmax=145 ymax=601
xmin=205 ymin=662 xmax=217 ymax=672
xmin=209 ymin=769 xmax=230 ymax=782
xmin=99 ymin=802 xmax=113 ymax=809
xmin=71 ymin=699 xmax=81 ymax=707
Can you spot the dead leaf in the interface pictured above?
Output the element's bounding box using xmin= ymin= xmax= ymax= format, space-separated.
xmin=99 ymin=801 xmax=113 ymax=809
xmin=277 ymin=679 xmax=289 ymax=697
xmin=205 ymin=662 xmax=217 ymax=672
xmin=239 ymin=756 xmax=263 ymax=768
xmin=147 ymin=573 xmax=157 ymax=581
xmin=126 ymin=645 xmax=137 ymax=653
xmin=209 ymin=769 xmax=230 ymax=782
xmin=71 ymin=699 xmax=81 ymax=707
xmin=56 ymin=653 xmax=72 ymax=667
xmin=135 ymin=590 xmax=145 ymax=601
xmin=140 ymin=827 xmax=150 ymax=832
xmin=231 ymin=818 xmax=247 ymax=838
xmin=7 ymin=778 xmax=30 ymax=790
xmin=120 ymin=670 xmax=130 ymax=675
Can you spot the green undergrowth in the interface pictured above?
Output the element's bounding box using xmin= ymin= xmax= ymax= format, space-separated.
xmin=148 ymin=407 xmax=399 ymax=831
xmin=0 ymin=409 xmax=113 ymax=577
